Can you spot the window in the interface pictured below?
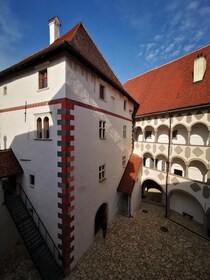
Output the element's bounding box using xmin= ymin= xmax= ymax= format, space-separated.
xmin=29 ymin=175 xmax=35 ymax=186
xmin=145 ymin=131 xmax=152 ymax=139
xmin=172 ymin=130 xmax=178 ymax=139
xmin=99 ymin=84 xmax=105 ymax=100
xmin=124 ymin=100 xmax=127 ymax=110
xmin=122 ymin=156 xmax=126 ymax=168
xmin=99 ymin=121 xmax=106 ymax=139
xmin=99 ymin=164 xmax=106 ymax=181
xmin=37 ymin=118 xmax=42 ymax=139
xmin=174 ymin=169 xmax=183 ymax=176
xmin=36 ymin=116 xmax=50 ymax=139
xmin=123 ymin=125 xmax=126 ymax=138
xmin=3 ymin=86 xmax=7 ymax=95
xmin=39 ymin=69 xmax=48 ymax=89
xmin=44 ymin=117 xmax=49 ymax=139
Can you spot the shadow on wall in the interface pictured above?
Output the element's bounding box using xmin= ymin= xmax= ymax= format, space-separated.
xmin=140 ymin=178 xmax=210 ymax=238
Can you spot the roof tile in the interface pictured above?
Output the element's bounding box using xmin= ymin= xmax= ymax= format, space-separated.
xmin=124 ymin=45 xmax=210 ymax=116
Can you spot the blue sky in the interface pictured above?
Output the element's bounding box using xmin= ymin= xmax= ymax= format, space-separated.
xmin=0 ymin=0 xmax=210 ymax=83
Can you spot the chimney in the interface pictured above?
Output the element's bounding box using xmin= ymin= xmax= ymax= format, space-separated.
xmin=193 ymin=54 xmax=206 ymax=83
xmin=48 ymin=16 xmax=61 ymax=45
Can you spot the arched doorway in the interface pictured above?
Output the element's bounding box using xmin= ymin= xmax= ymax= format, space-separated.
xmin=95 ymin=203 xmax=107 ymax=235
xmin=169 ymin=189 xmax=204 ymax=224
xmin=141 ymin=180 xmax=164 ymax=204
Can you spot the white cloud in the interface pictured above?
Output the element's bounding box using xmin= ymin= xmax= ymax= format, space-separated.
xmin=184 ymin=44 xmax=196 ymax=52
xmin=169 ymin=49 xmax=180 ymax=58
xmin=0 ymin=0 xmax=23 ymax=70
xmin=199 ymin=6 xmax=210 ymax=15
xmin=188 ymin=1 xmax=200 ymax=10
xmin=154 ymin=35 xmax=162 ymax=42
xmin=0 ymin=0 xmax=22 ymax=42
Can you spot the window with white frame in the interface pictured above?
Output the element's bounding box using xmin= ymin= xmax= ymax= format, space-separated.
xmin=99 ymin=121 xmax=106 ymax=139
xmin=35 ymin=116 xmax=50 ymax=139
xmin=99 ymin=164 xmax=106 ymax=181
xmin=122 ymin=156 xmax=126 ymax=168
xmin=39 ymin=68 xmax=48 ymax=89
xmin=123 ymin=125 xmax=126 ymax=138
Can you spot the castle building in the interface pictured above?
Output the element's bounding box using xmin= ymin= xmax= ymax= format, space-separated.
xmin=0 ymin=17 xmax=137 ymax=270
xmin=124 ymin=45 xmax=210 ymax=235
xmin=0 ymin=17 xmax=210 ymax=275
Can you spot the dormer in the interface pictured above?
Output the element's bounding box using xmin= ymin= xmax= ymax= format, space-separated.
xmin=193 ymin=54 xmax=206 ymax=83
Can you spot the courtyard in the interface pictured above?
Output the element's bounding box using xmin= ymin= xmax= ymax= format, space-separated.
xmin=1 ymin=202 xmax=210 ymax=280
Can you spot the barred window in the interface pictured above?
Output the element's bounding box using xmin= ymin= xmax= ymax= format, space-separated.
xmin=123 ymin=125 xmax=126 ymax=138
xmin=39 ymin=69 xmax=48 ymax=89
xmin=99 ymin=164 xmax=106 ymax=181
xmin=99 ymin=121 xmax=106 ymax=139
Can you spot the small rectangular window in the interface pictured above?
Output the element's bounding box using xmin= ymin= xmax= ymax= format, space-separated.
xmin=99 ymin=84 xmax=105 ymax=100
xmin=39 ymin=69 xmax=48 ymax=89
xmin=3 ymin=86 xmax=7 ymax=95
xmin=123 ymin=125 xmax=126 ymax=138
xmin=99 ymin=121 xmax=106 ymax=139
xmin=29 ymin=175 xmax=35 ymax=186
xmin=122 ymin=156 xmax=126 ymax=168
xmin=99 ymin=164 xmax=106 ymax=181
xmin=124 ymin=100 xmax=127 ymax=110
xmin=172 ymin=130 xmax=178 ymax=139
xmin=174 ymin=169 xmax=183 ymax=176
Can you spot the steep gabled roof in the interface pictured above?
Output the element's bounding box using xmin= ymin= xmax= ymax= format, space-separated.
xmin=117 ymin=154 xmax=142 ymax=194
xmin=0 ymin=22 xmax=136 ymax=103
xmin=0 ymin=149 xmax=23 ymax=178
xmin=124 ymin=45 xmax=210 ymax=116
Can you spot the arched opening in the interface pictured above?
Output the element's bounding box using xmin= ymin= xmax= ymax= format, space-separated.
xmin=171 ymin=157 xmax=186 ymax=177
xmin=134 ymin=126 xmax=143 ymax=142
xmin=155 ymin=155 xmax=167 ymax=172
xmin=37 ymin=117 xmax=42 ymax=139
xmin=157 ymin=125 xmax=169 ymax=143
xmin=144 ymin=126 xmax=155 ymax=143
xmin=169 ymin=189 xmax=204 ymax=224
xmin=172 ymin=124 xmax=187 ymax=145
xmin=188 ymin=160 xmax=208 ymax=183
xmin=143 ymin=153 xmax=154 ymax=169
xmin=190 ymin=123 xmax=209 ymax=146
xmin=141 ymin=180 xmax=164 ymax=204
xmin=44 ymin=117 xmax=49 ymax=139
xmin=95 ymin=203 xmax=107 ymax=235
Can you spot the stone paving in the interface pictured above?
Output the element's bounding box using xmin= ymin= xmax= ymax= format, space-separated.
xmin=1 ymin=202 xmax=210 ymax=280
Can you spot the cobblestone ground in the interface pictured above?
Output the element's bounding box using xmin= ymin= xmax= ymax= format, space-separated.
xmin=1 ymin=202 xmax=210 ymax=280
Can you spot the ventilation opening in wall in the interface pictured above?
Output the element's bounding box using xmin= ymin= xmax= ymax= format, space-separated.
xmin=3 ymin=86 xmax=7 ymax=95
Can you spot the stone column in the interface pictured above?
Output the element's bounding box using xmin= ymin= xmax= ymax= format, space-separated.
xmin=208 ymin=129 xmax=210 ymax=146
xmin=187 ymin=129 xmax=191 ymax=146
xmin=154 ymin=129 xmax=158 ymax=143
xmin=185 ymin=163 xmax=189 ymax=179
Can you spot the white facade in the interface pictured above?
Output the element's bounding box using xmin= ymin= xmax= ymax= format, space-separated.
xmin=133 ymin=108 xmax=210 ymax=229
xmin=0 ymin=50 xmax=134 ymax=268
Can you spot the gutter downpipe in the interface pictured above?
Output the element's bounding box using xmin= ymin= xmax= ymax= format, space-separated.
xmin=165 ymin=113 xmax=172 ymax=218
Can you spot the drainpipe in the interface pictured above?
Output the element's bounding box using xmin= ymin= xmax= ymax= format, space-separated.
xmin=165 ymin=113 xmax=172 ymax=218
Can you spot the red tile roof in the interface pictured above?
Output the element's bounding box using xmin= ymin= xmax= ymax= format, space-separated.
xmin=117 ymin=154 xmax=142 ymax=194
xmin=124 ymin=45 xmax=210 ymax=116
xmin=0 ymin=22 xmax=136 ymax=104
xmin=0 ymin=149 xmax=23 ymax=178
